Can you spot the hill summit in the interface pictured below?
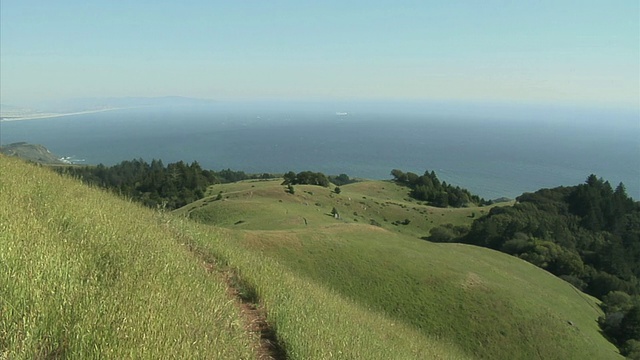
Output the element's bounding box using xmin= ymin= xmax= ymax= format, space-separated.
xmin=0 ymin=142 xmax=66 ymax=164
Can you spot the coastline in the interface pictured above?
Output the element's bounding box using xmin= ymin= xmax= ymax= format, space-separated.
xmin=0 ymin=107 xmax=128 ymax=122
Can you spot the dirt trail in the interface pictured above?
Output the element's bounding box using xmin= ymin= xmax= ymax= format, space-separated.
xmin=196 ymin=249 xmax=287 ymax=360
xmin=163 ymin=216 xmax=287 ymax=359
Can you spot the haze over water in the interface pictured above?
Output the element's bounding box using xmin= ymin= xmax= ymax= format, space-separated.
xmin=1 ymin=102 xmax=638 ymax=200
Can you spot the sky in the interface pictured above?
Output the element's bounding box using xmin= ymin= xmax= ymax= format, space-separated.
xmin=1 ymin=1 xmax=638 ymax=109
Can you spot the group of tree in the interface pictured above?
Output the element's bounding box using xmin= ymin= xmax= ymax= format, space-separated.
xmin=599 ymin=291 xmax=640 ymax=358
xmin=426 ymin=174 xmax=640 ymax=355
xmin=390 ymin=169 xmax=488 ymax=207
xmin=328 ymin=173 xmax=358 ymax=186
xmin=282 ymin=171 xmax=331 ymax=187
xmin=56 ymin=159 xmax=274 ymax=210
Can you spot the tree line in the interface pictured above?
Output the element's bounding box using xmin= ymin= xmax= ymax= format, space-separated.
xmin=426 ymin=175 xmax=640 ymax=356
xmin=390 ymin=169 xmax=488 ymax=207
xmin=282 ymin=171 xmax=331 ymax=187
xmin=56 ymin=159 xmax=273 ymax=210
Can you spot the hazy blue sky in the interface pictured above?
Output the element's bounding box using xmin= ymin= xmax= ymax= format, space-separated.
xmin=1 ymin=1 xmax=638 ymax=108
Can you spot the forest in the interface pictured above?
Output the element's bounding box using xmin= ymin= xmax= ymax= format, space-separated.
xmin=390 ymin=169 xmax=489 ymax=207
xmin=427 ymin=175 xmax=640 ymax=356
xmin=56 ymin=159 xmax=272 ymax=210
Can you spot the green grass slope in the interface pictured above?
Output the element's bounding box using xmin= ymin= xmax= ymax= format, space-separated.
xmin=178 ymin=179 xmax=498 ymax=238
xmin=1 ymin=156 xmax=470 ymax=359
xmin=177 ymin=179 xmax=621 ymax=359
xmin=0 ymin=155 xmax=255 ymax=359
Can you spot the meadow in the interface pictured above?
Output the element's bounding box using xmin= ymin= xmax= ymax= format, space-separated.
xmin=0 ymin=156 xmax=622 ymax=359
xmin=0 ymin=156 xmax=467 ymax=359
xmin=0 ymin=156 xmax=257 ymax=359
xmin=179 ymin=179 xmax=621 ymax=359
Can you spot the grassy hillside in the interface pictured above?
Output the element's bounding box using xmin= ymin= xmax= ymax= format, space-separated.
xmin=178 ymin=179 xmax=499 ymax=238
xmin=0 ymin=155 xmax=255 ymax=359
xmin=177 ymin=179 xmax=621 ymax=359
xmin=0 ymin=142 xmax=65 ymax=165
xmin=0 ymin=155 xmax=470 ymax=359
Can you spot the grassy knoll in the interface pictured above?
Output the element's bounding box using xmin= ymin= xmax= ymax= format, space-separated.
xmin=176 ymin=221 xmax=470 ymax=359
xmin=0 ymin=142 xmax=65 ymax=165
xmin=0 ymin=156 xmax=255 ymax=358
xmin=177 ymin=178 xmax=621 ymax=359
xmin=178 ymin=179 xmax=498 ymax=238
xmin=234 ymin=226 xmax=619 ymax=359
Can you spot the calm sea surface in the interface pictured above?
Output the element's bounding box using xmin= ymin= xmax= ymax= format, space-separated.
xmin=1 ymin=104 xmax=638 ymax=200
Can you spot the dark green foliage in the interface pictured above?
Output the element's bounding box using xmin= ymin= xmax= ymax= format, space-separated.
xmin=426 ymin=224 xmax=470 ymax=243
xmin=56 ymin=159 xmax=268 ymax=210
xmin=621 ymin=306 xmax=640 ymax=344
xmin=282 ymin=171 xmax=330 ymax=187
xmin=390 ymin=169 xmax=488 ymax=208
xmin=568 ymin=176 xmax=636 ymax=232
xmin=391 ymin=219 xmax=412 ymax=226
xmin=334 ymin=186 xmax=341 ymax=194
xmin=460 ymin=175 xmax=640 ymax=299
xmin=453 ymin=174 xmax=640 ymax=354
xmin=599 ymin=292 xmax=640 ymax=353
xmin=623 ymin=339 xmax=640 ymax=359
xmin=329 ymin=173 xmax=358 ymax=186
xmin=602 ymin=291 xmax=634 ymax=314
xmin=283 ymin=171 xmax=297 ymax=185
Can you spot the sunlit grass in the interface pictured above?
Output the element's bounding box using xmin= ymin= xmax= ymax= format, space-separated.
xmin=175 ymin=221 xmax=469 ymax=359
xmin=0 ymin=156 xmax=254 ymax=359
xmin=233 ymin=226 xmax=620 ymax=359
xmin=1 ymin=156 xmax=470 ymax=359
xmin=1 ymin=156 xmax=621 ymax=359
xmin=177 ymin=177 xmax=621 ymax=359
xmin=179 ymin=179 xmax=501 ymax=239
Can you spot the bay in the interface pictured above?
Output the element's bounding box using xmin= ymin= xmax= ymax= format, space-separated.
xmin=1 ymin=103 xmax=638 ymax=200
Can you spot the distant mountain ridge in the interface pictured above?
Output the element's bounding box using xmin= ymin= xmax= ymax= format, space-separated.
xmin=38 ymin=96 xmax=217 ymax=112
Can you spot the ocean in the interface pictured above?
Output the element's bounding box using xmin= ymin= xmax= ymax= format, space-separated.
xmin=1 ymin=102 xmax=638 ymax=200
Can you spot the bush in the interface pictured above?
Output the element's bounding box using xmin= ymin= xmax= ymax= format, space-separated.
xmin=622 ymin=339 xmax=640 ymax=359
xmin=603 ymin=291 xmax=633 ymax=314
xmin=426 ymin=224 xmax=469 ymax=243
xmin=427 ymin=226 xmax=456 ymax=243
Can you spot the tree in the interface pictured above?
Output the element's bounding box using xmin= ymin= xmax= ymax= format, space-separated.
xmin=602 ymin=291 xmax=633 ymax=314
xmin=334 ymin=186 xmax=341 ymax=194
xmin=392 ymin=168 xmax=487 ymax=207
xmin=391 ymin=169 xmax=407 ymax=183
xmin=55 ymin=158 xmax=254 ymax=210
xmin=283 ymin=171 xmax=330 ymax=187
xmin=620 ymin=306 xmax=640 ymax=344
xmin=428 ymin=226 xmax=456 ymax=242
xmin=330 ymin=173 xmax=355 ymax=186
xmin=282 ymin=171 xmax=296 ymax=185
xmin=622 ymin=339 xmax=640 ymax=359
